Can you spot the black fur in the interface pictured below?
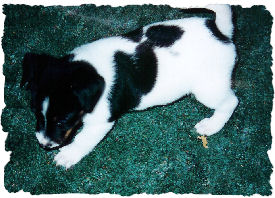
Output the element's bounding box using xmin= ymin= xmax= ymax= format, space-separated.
xmin=108 ymin=42 xmax=157 ymax=121
xmin=122 ymin=27 xmax=143 ymax=42
xmin=42 ymin=89 xmax=83 ymax=148
xmin=70 ymin=62 xmax=105 ymax=113
xmin=181 ymin=8 xmax=215 ymax=15
xmin=109 ymin=25 xmax=184 ymax=121
xmin=21 ymin=53 xmax=71 ymax=111
xmin=205 ymin=19 xmax=231 ymax=43
xmin=145 ymin=25 xmax=184 ymax=47
xmin=21 ymin=53 xmax=105 ymax=149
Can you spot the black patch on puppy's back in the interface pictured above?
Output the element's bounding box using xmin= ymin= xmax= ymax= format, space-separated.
xmin=109 ymin=43 xmax=157 ymax=121
xmin=145 ymin=25 xmax=184 ymax=47
xmin=205 ymin=19 xmax=231 ymax=44
xmin=134 ymin=42 xmax=157 ymax=93
xmin=182 ymin=8 xmax=215 ymax=15
xmin=122 ymin=27 xmax=143 ymax=42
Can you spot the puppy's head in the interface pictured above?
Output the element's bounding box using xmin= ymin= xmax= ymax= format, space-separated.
xmin=21 ymin=53 xmax=105 ymax=150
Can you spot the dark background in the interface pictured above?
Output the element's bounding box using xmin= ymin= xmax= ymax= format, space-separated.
xmin=2 ymin=4 xmax=273 ymax=195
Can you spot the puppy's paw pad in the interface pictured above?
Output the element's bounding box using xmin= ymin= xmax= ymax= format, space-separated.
xmin=195 ymin=118 xmax=222 ymax=136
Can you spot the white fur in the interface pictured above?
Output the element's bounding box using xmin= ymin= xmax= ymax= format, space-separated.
xmin=205 ymin=4 xmax=234 ymax=39
xmin=72 ymin=37 xmax=138 ymax=124
xmin=136 ymin=17 xmax=238 ymax=136
xmin=37 ymin=97 xmax=61 ymax=148
xmin=36 ymin=131 xmax=59 ymax=148
xmin=54 ymin=5 xmax=238 ymax=168
xmin=36 ymin=132 xmax=50 ymax=146
xmin=54 ymin=122 xmax=114 ymax=169
xmin=54 ymin=37 xmax=137 ymax=168
xmin=36 ymin=97 xmax=51 ymax=147
xmin=42 ymin=97 xmax=49 ymax=118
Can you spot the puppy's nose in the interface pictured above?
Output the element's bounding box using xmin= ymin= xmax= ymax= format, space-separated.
xmin=38 ymin=142 xmax=60 ymax=151
xmin=39 ymin=142 xmax=51 ymax=150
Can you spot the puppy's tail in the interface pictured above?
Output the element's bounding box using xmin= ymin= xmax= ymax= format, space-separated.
xmin=205 ymin=4 xmax=234 ymax=39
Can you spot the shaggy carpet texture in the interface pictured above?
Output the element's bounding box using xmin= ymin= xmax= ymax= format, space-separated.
xmin=2 ymin=4 xmax=273 ymax=195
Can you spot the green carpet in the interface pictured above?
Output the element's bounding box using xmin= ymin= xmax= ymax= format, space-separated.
xmin=2 ymin=4 xmax=273 ymax=195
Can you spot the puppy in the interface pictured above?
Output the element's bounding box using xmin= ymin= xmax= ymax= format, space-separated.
xmin=21 ymin=5 xmax=238 ymax=169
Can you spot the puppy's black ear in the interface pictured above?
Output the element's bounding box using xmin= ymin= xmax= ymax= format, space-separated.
xmin=20 ymin=53 xmax=49 ymax=89
xmin=72 ymin=64 xmax=105 ymax=113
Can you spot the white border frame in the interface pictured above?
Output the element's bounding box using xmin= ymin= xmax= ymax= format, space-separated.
xmin=0 ymin=1 xmax=274 ymax=198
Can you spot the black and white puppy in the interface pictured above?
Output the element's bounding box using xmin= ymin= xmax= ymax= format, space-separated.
xmin=21 ymin=5 xmax=238 ymax=169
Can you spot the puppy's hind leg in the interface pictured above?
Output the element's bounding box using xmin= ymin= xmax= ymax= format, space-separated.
xmin=194 ymin=89 xmax=238 ymax=136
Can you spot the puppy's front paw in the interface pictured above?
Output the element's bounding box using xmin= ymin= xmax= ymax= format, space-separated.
xmin=195 ymin=118 xmax=223 ymax=136
xmin=54 ymin=146 xmax=84 ymax=169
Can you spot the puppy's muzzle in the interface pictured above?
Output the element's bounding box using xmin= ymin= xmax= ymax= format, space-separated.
xmin=38 ymin=121 xmax=83 ymax=151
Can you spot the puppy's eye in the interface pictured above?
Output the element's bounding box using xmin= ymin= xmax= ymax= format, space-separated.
xmin=57 ymin=122 xmax=62 ymax=127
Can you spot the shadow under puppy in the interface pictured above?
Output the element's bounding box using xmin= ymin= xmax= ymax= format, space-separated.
xmin=21 ymin=5 xmax=238 ymax=169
